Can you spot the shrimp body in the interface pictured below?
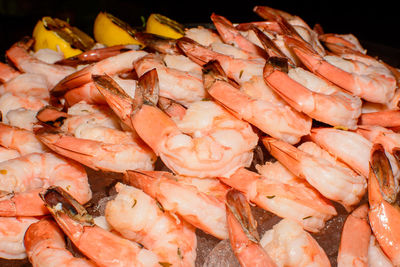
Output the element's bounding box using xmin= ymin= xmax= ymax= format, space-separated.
xmin=24 ymin=217 xmax=96 ymax=267
xmin=205 ymin=60 xmax=311 ymax=144
xmin=221 ymin=166 xmax=336 ymax=232
xmin=0 ymin=216 xmax=39 ymax=259
xmin=337 ymin=204 xmax=370 ymax=267
xmin=286 ymin=36 xmax=396 ymax=104
xmin=105 ymin=183 xmax=197 ymax=267
xmin=263 ymin=137 xmax=366 ymax=210
xmin=0 ymin=123 xmax=48 ymax=155
xmin=264 ymin=61 xmax=362 ymax=129
xmin=0 ymin=152 xmax=91 ymax=216
xmin=260 ymin=218 xmax=331 ymax=267
xmin=41 ymin=186 xmax=161 ymax=267
xmin=0 ymin=62 xmax=20 ymax=83
xmin=226 ymin=189 xmax=277 ymax=267
xmin=6 ymin=40 xmax=76 ymax=88
xmin=368 ymin=144 xmax=400 ymax=265
xmin=134 ymin=53 xmax=205 ymax=107
xmin=132 ymin=100 xmax=258 ymax=178
xmin=125 ymin=170 xmax=229 ymax=239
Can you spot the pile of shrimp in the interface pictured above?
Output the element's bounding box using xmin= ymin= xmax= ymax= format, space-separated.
xmin=0 ymin=4 xmax=400 ymax=267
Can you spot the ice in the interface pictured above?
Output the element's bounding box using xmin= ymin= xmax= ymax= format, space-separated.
xmin=195 ymin=229 xmax=221 ymax=267
xmin=202 ymin=239 xmax=240 ymax=267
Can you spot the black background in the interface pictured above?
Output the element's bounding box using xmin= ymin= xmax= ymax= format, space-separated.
xmin=1 ymin=0 xmax=400 ymax=66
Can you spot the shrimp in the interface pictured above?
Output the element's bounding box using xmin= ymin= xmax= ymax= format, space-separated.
xmin=0 ymin=123 xmax=48 ymax=155
xmin=133 ymin=53 xmax=206 ymax=107
xmin=359 ymin=110 xmax=400 ymax=128
xmin=41 ymin=186 xmax=161 ymax=267
xmin=50 ymin=49 xmax=147 ymax=98
xmin=263 ymin=56 xmax=362 ymax=129
xmin=368 ymin=143 xmax=400 ymax=266
xmin=177 ymin=37 xmax=265 ymax=84
xmin=259 ymin=218 xmax=331 ymax=267
xmin=24 ymin=217 xmax=96 ymax=266
xmin=105 ymin=182 xmax=197 ymax=267
xmin=310 ymin=127 xmax=400 ymax=180
xmin=0 ymin=152 xmax=91 ymax=216
xmin=220 ymin=166 xmax=336 ymax=233
xmin=0 ymin=73 xmax=50 ymax=99
xmin=210 ymin=13 xmax=268 ymax=59
xmin=184 ymin=26 xmax=223 ymax=47
xmin=36 ymin=104 xmax=156 ymax=173
xmin=284 ymin=35 xmax=396 ymax=104
xmin=55 ymin=44 xmax=137 ymax=67
xmin=319 ymin=33 xmax=367 ymax=55
xmin=0 ymin=146 xmax=20 ymax=162
xmin=5 ymin=39 xmax=76 ymax=88
xmin=225 ymin=189 xmax=277 ymax=267
xmin=124 ymin=170 xmax=229 ymax=240
xmin=204 ymin=60 xmax=311 ymax=144
xmin=253 ymin=5 xmax=326 ymax=57
xmin=134 ymin=32 xmax=182 ymax=55
xmin=357 ymin=125 xmax=400 ymax=155
xmin=97 ymin=68 xmax=258 ymax=177
xmin=0 ymin=62 xmax=20 ymax=84
xmin=262 ymin=137 xmax=366 ymax=210
xmin=0 ymin=216 xmax=39 ymax=259
xmin=368 ymin=235 xmax=395 ymax=267
xmin=0 ymin=92 xmax=47 ymax=125
xmin=337 ymin=204 xmax=370 ymax=267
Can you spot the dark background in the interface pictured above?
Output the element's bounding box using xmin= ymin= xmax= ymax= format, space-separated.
xmin=1 ymin=0 xmax=400 ymax=66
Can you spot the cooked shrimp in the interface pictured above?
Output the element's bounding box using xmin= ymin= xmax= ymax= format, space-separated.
xmin=0 ymin=152 xmax=91 ymax=216
xmin=357 ymin=125 xmax=400 ymax=155
xmin=263 ymin=137 xmax=366 ymax=210
xmin=96 ymin=68 xmax=258 ymax=177
xmin=24 ymin=217 xmax=96 ymax=266
xmin=177 ymin=37 xmax=265 ymax=84
xmin=210 ymin=13 xmax=268 ymax=59
xmin=184 ymin=26 xmax=223 ymax=47
xmin=359 ymin=110 xmax=400 ymax=128
xmin=134 ymin=53 xmax=206 ymax=106
xmin=368 ymin=235 xmax=395 ymax=267
xmin=6 ymin=39 xmax=76 ymax=88
xmin=124 ymin=170 xmax=229 ymax=240
xmin=105 ymin=182 xmax=197 ymax=267
xmin=134 ymin=32 xmax=182 ymax=55
xmin=368 ymin=143 xmax=400 ymax=266
xmin=319 ymin=33 xmax=367 ymax=55
xmin=0 ymin=123 xmax=48 ymax=155
xmin=135 ymin=99 xmax=257 ymax=177
xmin=205 ymin=60 xmax=311 ymax=144
xmin=253 ymin=5 xmax=326 ymax=57
xmin=263 ymin=56 xmax=362 ymax=129
xmin=337 ymin=204 xmax=370 ymax=267
xmin=225 ymin=189 xmax=277 ymax=267
xmin=50 ymin=49 xmax=147 ymax=98
xmin=0 ymin=73 xmax=49 ymax=99
xmin=310 ymin=127 xmax=400 ymax=180
xmin=41 ymin=186 xmax=161 ymax=267
xmin=285 ymin=35 xmax=396 ymax=104
xmin=220 ymin=166 xmax=336 ymax=233
xmin=259 ymin=218 xmax=331 ymax=267
xmin=0 ymin=147 xmax=20 ymax=162
xmin=0 ymin=92 xmax=47 ymax=124
xmin=55 ymin=44 xmax=137 ymax=67
xmin=0 ymin=62 xmax=20 ymax=83
xmin=36 ymin=104 xmax=156 ymax=173
xmin=0 ymin=216 xmax=39 ymax=259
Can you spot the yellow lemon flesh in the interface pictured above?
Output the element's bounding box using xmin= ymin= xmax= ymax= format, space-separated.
xmin=32 ymin=17 xmax=95 ymax=58
xmin=93 ymin=12 xmax=143 ymax=47
xmin=145 ymin=13 xmax=185 ymax=39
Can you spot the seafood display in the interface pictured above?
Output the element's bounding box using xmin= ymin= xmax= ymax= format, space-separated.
xmin=0 ymin=4 xmax=400 ymax=267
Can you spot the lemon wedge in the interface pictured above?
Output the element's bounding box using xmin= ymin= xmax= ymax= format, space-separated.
xmin=145 ymin=13 xmax=185 ymax=39
xmin=32 ymin=17 xmax=95 ymax=58
xmin=93 ymin=12 xmax=143 ymax=47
